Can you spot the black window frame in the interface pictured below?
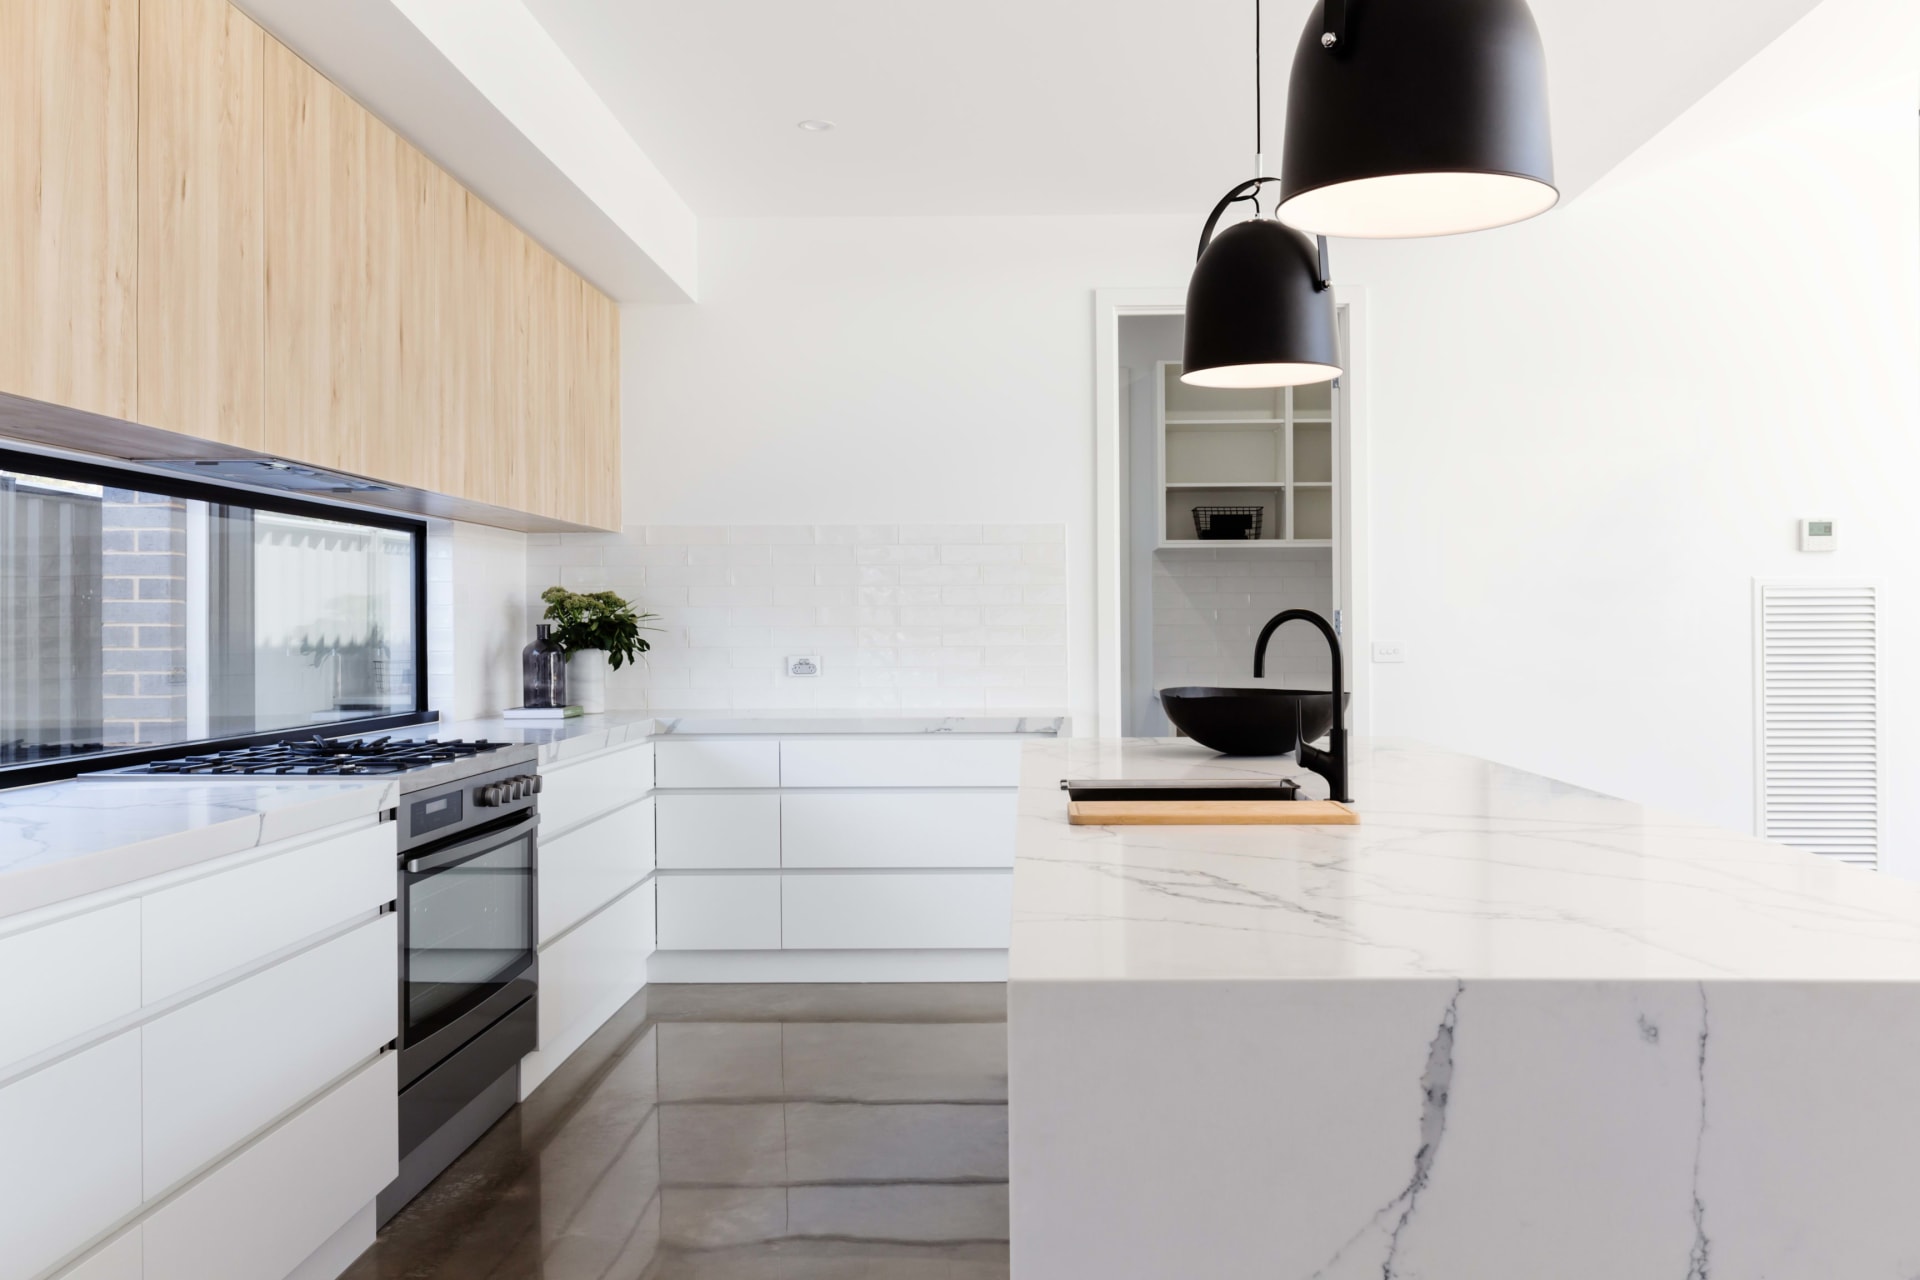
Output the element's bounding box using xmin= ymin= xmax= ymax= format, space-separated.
xmin=0 ymin=446 xmax=435 ymax=787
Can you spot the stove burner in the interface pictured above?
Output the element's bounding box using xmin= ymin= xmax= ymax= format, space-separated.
xmin=132 ymin=736 xmax=511 ymax=777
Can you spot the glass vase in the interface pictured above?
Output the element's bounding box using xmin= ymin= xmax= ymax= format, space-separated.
xmin=521 ymin=624 xmax=568 ymax=709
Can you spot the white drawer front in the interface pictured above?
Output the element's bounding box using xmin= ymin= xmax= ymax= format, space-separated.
xmin=655 ymin=739 xmax=780 ymax=789
xmin=55 ymin=1227 xmax=141 ymax=1280
xmin=0 ymin=1032 xmax=141 ymax=1280
xmin=779 ymin=738 xmax=1023 ymax=788
xmin=0 ymin=900 xmax=140 ymax=1073
xmin=142 ymin=916 xmax=396 ymax=1195
xmin=781 ymin=791 xmax=1017 ymax=869
xmin=538 ymin=881 xmax=654 ymax=1053
xmin=782 ymin=873 xmax=1012 ymax=950
xmin=657 ymin=793 xmax=779 ymax=869
xmin=143 ymin=1053 xmax=396 ymax=1280
xmin=541 ymin=744 xmax=654 ymax=838
xmin=143 ymin=822 xmax=393 ymax=1004
xmin=540 ymin=797 xmax=655 ymax=944
xmin=656 ymin=874 xmax=781 ymax=950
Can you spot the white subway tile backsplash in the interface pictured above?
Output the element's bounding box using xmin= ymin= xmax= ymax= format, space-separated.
xmin=529 ymin=523 xmax=1070 ymax=711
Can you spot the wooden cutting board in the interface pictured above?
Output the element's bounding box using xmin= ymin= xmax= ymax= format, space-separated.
xmin=1067 ymin=799 xmax=1359 ymax=826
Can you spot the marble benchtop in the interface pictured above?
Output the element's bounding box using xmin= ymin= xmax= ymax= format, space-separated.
xmin=395 ymin=708 xmax=1067 ymax=768
xmin=0 ymin=709 xmax=1067 ymax=923
xmin=1012 ymin=737 xmax=1920 ymax=984
xmin=0 ymin=777 xmax=397 ymax=924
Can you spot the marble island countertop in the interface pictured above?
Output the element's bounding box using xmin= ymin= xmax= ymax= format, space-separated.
xmin=1012 ymin=736 xmax=1920 ymax=983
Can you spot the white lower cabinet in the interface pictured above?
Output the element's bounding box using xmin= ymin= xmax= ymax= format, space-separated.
xmin=539 ymin=798 xmax=655 ymax=944
xmin=55 ymin=1227 xmax=142 ymax=1280
xmin=780 ymin=791 xmax=1016 ymax=869
xmin=530 ymin=880 xmax=655 ymax=1090
xmin=141 ymin=916 xmax=396 ymax=1195
xmin=0 ymin=900 xmax=141 ymax=1074
xmin=782 ymin=873 xmax=1013 ymax=950
xmin=656 ymin=874 xmax=781 ymax=950
xmin=656 ymin=792 xmax=779 ymax=869
xmin=0 ymin=1032 xmax=142 ymax=1280
xmin=778 ymin=738 xmax=1022 ymax=788
xmin=142 ymin=1053 xmax=397 ymax=1280
xmin=141 ymin=822 xmax=394 ymax=1005
xmin=540 ymin=745 xmax=654 ymax=839
xmin=654 ymin=738 xmax=780 ymax=789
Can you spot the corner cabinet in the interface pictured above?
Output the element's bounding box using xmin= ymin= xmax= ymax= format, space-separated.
xmin=0 ymin=0 xmax=621 ymax=532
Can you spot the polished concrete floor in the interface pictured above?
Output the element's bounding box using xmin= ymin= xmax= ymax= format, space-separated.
xmin=342 ymin=985 xmax=1010 ymax=1280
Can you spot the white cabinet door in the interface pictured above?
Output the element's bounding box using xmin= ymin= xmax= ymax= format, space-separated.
xmin=781 ymin=791 xmax=1017 ymax=869
xmin=782 ymin=873 xmax=1013 ymax=950
xmin=655 ymin=739 xmax=780 ymax=789
xmin=537 ymin=880 xmax=654 ymax=1056
xmin=540 ymin=797 xmax=655 ymax=944
xmin=143 ymin=1054 xmax=396 ymax=1280
xmin=779 ymin=738 xmax=1022 ymax=788
xmin=54 ymin=1228 xmax=141 ymax=1280
xmin=0 ymin=900 xmax=140 ymax=1073
xmin=142 ymin=822 xmax=393 ymax=1004
xmin=0 ymin=1031 xmax=142 ymax=1280
xmin=656 ymin=874 xmax=781 ymax=950
xmin=141 ymin=916 xmax=396 ymax=1195
xmin=656 ymin=793 xmax=779 ymax=869
xmin=541 ymin=744 xmax=654 ymax=839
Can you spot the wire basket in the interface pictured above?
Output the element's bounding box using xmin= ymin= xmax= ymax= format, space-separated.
xmin=1192 ymin=505 xmax=1263 ymax=541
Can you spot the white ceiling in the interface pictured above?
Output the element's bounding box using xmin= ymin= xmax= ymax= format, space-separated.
xmin=522 ymin=0 xmax=1825 ymax=218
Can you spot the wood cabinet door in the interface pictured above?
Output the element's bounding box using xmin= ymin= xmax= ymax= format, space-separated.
xmin=137 ymin=0 xmax=264 ymax=448
xmin=0 ymin=0 xmax=138 ymax=420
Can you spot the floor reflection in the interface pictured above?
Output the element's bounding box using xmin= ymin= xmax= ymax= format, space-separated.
xmin=341 ymin=984 xmax=1009 ymax=1280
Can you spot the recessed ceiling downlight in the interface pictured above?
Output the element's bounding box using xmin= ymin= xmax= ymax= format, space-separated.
xmin=797 ymin=119 xmax=835 ymax=132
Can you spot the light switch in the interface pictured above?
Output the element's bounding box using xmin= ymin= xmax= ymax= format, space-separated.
xmin=1372 ymin=641 xmax=1406 ymax=664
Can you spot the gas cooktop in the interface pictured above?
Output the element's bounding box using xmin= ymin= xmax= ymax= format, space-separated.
xmin=87 ymin=735 xmax=516 ymax=778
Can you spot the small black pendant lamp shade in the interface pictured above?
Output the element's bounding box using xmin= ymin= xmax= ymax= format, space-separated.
xmin=1182 ymin=212 xmax=1339 ymax=389
xmin=1278 ymin=0 xmax=1556 ymax=239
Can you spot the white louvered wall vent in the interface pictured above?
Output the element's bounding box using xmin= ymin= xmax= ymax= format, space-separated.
xmin=1754 ymin=581 xmax=1880 ymax=868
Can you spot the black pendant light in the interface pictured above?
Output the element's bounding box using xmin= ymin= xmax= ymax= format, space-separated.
xmin=1278 ymin=0 xmax=1556 ymax=238
xmin=1182 ymin=2 xmax=1340 ymax=390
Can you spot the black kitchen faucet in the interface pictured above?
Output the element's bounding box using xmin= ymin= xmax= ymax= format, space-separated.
xmin=1252 ymin=608 xmax=1351 ymax=803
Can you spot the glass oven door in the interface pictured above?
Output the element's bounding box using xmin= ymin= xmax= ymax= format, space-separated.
xmin=400 ymin=812 xmax=537 ymax=1055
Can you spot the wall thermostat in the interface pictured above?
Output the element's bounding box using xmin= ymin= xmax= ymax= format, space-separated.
xmin=1799 ymin=519 xmax=1837 ymax=552
xmin=786 ymin=655 xmax=821 ymax=677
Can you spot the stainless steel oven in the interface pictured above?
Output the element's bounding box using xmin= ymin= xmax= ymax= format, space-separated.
xmin=379 ymin=754 xmax=542 ymax=1222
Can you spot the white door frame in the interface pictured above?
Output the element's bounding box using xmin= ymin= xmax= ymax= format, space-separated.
xmin=1091 ymin=287 xmax=1372 ymax=739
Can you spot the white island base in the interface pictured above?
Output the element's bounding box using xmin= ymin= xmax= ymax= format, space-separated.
xmin=1009 ymin=739 xmax=1920 ymax=1279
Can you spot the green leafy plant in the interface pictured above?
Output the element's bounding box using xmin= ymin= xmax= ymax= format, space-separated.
xmin=539 ymin=587 xmax=659 ymax=670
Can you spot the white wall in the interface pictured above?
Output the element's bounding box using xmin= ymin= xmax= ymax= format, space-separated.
xmin=1335 ymin=74 xmax=1920 ymax=874
xmin=621 ymin=215 xmax=1194 ymax=729
xmin=426 ymin=520 xmax=529 ymax=720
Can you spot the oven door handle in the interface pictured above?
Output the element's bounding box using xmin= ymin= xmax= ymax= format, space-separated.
xmin=406 ymin=812 xmax=538 ymax=876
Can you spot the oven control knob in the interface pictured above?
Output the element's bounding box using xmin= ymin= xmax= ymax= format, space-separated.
xmin=531 ymin=774 xmax=544 ymax=793
xmin=511 ymin=777 xmax=529 ymax=800
xmin=477 ymin=783 xmax=500 ymax=807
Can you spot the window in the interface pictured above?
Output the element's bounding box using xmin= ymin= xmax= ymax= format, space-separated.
xmin=0 ymin=450 xmax=427 ymax=778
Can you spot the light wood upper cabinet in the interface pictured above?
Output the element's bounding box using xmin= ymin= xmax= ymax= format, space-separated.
xmin=2 ymin=0 xmax=618 ymax=529
xmin=0 ymin=0 xmax=139 ymax=421
xmin=138 ymin=0 xmax=264 ymax=449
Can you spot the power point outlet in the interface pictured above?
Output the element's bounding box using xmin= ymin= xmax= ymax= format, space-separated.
xmin=786 ymin=655 xmax=822 ymax=678
xmin=1372 ymin=641 xmax=1407 ymax=664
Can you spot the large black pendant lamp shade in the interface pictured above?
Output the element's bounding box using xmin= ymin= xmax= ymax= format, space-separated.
xmin=1278 ymin=0 xmax=1556 ymax=238
xmin=1182 ymin=179 xmax=1339 ymax=388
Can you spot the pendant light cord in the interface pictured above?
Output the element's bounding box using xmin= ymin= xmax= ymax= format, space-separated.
xmin=1255 ymin=0 xmax=1262 ymax=167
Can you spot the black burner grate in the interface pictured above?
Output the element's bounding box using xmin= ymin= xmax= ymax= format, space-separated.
xmin=133 ymin=736 xmax=511 ymax=776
